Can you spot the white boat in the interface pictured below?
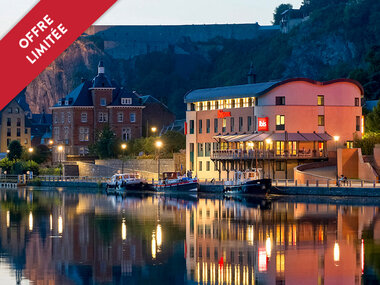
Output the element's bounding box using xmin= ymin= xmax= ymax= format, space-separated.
xmin=154 ymin=172 xmax=199 ymax=192
xmin=106 ymin=173 xmax=149 ymax=194
xmin=224 ymin=169 xmax=271 ymax=195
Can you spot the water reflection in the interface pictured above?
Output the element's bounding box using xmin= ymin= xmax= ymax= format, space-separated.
xmin=0 ymin=189 xmax=379 ymax=284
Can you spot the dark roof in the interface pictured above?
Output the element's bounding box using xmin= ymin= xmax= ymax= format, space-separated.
xmin=92 ymin=73 xmax=113 ymax=88
xmin=139 ymin=95 xmax=161 ymax=105
xmin=53 ymin=81 xmax=93 ymax=107
xmin=184 ymin=78 xmax=364 ymax=103
xmin=1 ymin=89 xmax=31 ymax=113
xmin=109 ymin=88 xmax=143 ymax=106
xmin=32 ymin=113 xmax=52 ymax=125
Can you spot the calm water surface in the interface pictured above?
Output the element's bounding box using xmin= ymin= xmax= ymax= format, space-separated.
xmin=0 ymin=188 xmax=379 ymax=284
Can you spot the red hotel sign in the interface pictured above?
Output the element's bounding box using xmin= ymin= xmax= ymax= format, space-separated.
xmin=258 ymin=117 xmax=269 ymax=131
xmin=217 ymin=110 xmax=231 ymax=118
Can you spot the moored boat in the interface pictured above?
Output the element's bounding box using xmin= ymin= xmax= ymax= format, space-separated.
xmin=105 ymin=173 xmax=149 ymax=194
xmin=154 ymin=172 xmax=199 ymax=192
xmin=223 ymin=170 xmax=271 ymax=195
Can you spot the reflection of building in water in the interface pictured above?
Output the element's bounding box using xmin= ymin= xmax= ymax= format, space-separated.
xmin=186 ymin=199 xmax=378 ymax=284
xmin=0 ymin=191 xmax=187 ymax=284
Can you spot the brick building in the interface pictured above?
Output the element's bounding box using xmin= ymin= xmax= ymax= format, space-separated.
xmin=51 ymin=61 xmax=144 ymax=161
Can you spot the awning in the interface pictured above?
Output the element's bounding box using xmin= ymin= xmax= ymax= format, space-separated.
xmin=315 ymin=132 xmax=333 ymax=141
xmin=287 ymin=132 xmax=308 ymax=141
xmin=213 ymin=132 xmax=333 ymax=142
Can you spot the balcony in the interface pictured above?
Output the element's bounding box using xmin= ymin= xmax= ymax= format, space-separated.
xmin=210 ymin=149 xmax=327 ymax=160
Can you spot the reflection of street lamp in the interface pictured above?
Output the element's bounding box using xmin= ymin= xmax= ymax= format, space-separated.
xmin=265 ymin=138 xmax=272 ymax=179
xmin=334 ymin=241 xmax=340 ymax=263
xmin=334 ymin=136 xmax=340 ymax=185
xmin=121 ymin=143 xmax=127 ymax=173
xmin=155 ymin=140 xmax=163 ymax=180
xmin=58 ymin=145 xmax=63 ymax=177
xmin=122 ymin=219 xmax=127 ymax=240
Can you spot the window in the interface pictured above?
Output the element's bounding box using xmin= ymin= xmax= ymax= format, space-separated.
xmin=347 ymin=141 xmax=354 ymax=148
xmin=190 ymin=143 xmax=194 ymax=167
xmin=239 ymin=117 xmax=243 ymax=132
xmin=222 ymin=118 xmax=226 ymax=133
xmin=17 ymin=128 xmax=20 ymax=137
xmin=81 ymin=112 xmax=87 ymax=123
xmin=17 ymin=118 xmax=21 ymax=127
xmin=122 ymin=128 xmax=132 ymax=141
xmin=355 ymin=97 xmax=360 ymax=106
xmin=231 ymin=99 xmax=235 ymax=108
xmin=207 ymin=101 xmax=211 ymax=110
xmin=240 ymin=98 xmax=244 ymax=108
xmin=276 ymin=141 xmax=284 ymax=155
xmin=317 ymin=95 xmax=324 ymax=106
xmin=130 ymin=113 xmax=136 ymax=123
xmin=198 ymin=143 xmax=204 ymax=157
xmin=276 ymin=115 xmax=285 ymax=130
xmin=356 ymin=116 xmax=360 ymax=131
xmin=24 ymin=139 xmax=28 ymax=144
xmin=199 ymin=161 xmax=202 ymax=171
xmin=61 ymin=112 xmax=65 ymax=123
xmin=205 ymin=143 xmax=211 ymax=156
xmin=15 ymin=108 xmax=19 ymax=114
xmin=7 ymin=139 xmax=11 ymax=146
xmin=206 ymin=161 xmax=210 ymax=171
xmin=7 ymin=118 xmax=11 ymax=126
xmin=100 ymin=98 xmax=106 ymax=106
xmin=215 ymin=101 xmax=219 ymax=109
xmin=121 ymin=98 xmax=132 ymax=105
xmin=230 ymin=117 xmax=235 ymax=132
xmin=190 ymin=120 xmax=194 ymax=134
xmin=206 ymin=119 xmax=210 ymax=133
xmin=99 ymin=112 xmax=108 ymax=122
xmin=7 ymin=128 xmax=11 ymax=137
xmin=199 ymin=120 xmax=202 ymax=134
xmin=64 ymin=127 xmax=69 ymax=140
xmin=117 ymin=112 xmax=124 ymax=123
xmin=79 ymin=127 xmax=89 ymax=141
xmin=214 ymin=118 xmax=218 ymax=133
xmin=190 ymin=103 xmax=195 ymax=111
xmin=248 ymin=116 xmax=252 ymax=131
xmin=67 ymin=112 xmax=72 ymax=123
xmin=276 ymin=96 xmax=285 ymax=105
xmin=54 ymin=115 xmax=58 ymax=124
xmin=25 ymin=128 xmax=28 ymax=134
xmin=7 ymin=108 xmax=12 ymax=114
xmin=318 ymin=115 xmax=325 ymax=126
xmin=54 ymin=127 xmax=60 ymax=140
xmin=248 ymin=98 xmax=253 ymax=107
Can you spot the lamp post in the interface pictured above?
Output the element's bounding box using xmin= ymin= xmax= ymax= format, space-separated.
xmin=265 ymin=138 xmax=272 ymax=179
xmin=121 ymin=143 xmax=127 ymax=173
xmin=151 ymin=127 xmax=157 ymax=136
xmin=334 ymin=136 xmax=340 ymax=185
xmin=57 ymin=145 xmax=63 ymax=178
xmin=155 ymin=140 xmax=163 ymax=181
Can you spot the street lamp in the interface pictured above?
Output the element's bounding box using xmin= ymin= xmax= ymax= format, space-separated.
xmin=265 ymin=138 xmax=272 ymax=179
xmin=28 ymin=147 xmax=34 ymax=153
xmin=334 ymin=136 xmax=340 ymax=185
xmin=121 ymin=143 xmax=127 ymax=173
xmin=151 ymin=127 xmax=157 ymax=136
xmin=155 ymin=140 xmax=163 ymax=180
xmin=48 ymin=140 xmax=54 ymax=145
xmin=57 ymin=145 xmax=63 ymax=178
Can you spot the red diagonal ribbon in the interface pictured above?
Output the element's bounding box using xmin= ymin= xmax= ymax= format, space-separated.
xmin=0 ymin=0 xmax=118 ymax=109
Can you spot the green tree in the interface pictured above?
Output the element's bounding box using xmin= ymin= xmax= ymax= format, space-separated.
xmin=8 ymin=140 xmax=22 ymax=161
xmin=161 ymin=131 xmax=186 ymax=153
xmin=366 ymin=101 xmax=380 ymax=132
xmin=30 ymin=145 xmax=51 ymax=164
xmin=273 ymin=3 xmax=293 ymax=25
xmin=0 ymin=158 xmax=14 ymax=173
xmin=90 ymin=125 xmax=119 ymax=159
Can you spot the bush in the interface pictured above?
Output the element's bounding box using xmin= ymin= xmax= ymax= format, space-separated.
xmin=0 ymin=158 xmax=15 ymax=173
xmin=39 ymin=167 xmax=61 ymax=176
xmin=354 ymin=132 xmax=380 ymax=155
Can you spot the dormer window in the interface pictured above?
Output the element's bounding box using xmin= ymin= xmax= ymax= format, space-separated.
xmin=65 ymin=100 xmax=69 ymax=106
xmin=7 ymin=108 xmax=12 ymax=114
xmin=121 ymin=98 xmax=132 ymax=105
xmin=58 ymin=101 xmax=62 ymax=106
xmin=100 ymin=98 xmax=107 ymax=106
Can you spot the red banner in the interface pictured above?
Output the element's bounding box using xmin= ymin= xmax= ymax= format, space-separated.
xmin=0 ymin=0 xmax=117 ymax=110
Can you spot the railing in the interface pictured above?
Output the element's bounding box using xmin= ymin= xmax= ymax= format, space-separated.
xmin=210 ymin=150 xmax=327 ymax=160
xmin=37 ymin=176 xmax=110 ymax=183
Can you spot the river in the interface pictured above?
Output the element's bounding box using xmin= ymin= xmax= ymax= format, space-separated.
xmin=0 ymin=188 xmax=378 ymax=284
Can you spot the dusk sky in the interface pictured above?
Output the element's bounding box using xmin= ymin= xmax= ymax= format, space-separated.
xmin=0 ymin=0 xmax=303 ymax=38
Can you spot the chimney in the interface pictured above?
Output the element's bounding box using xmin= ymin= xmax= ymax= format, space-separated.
xmin=98 ymin=60 xmax=105 ymax=74
xmin=247 ymin=62 xmax=256 ymax=84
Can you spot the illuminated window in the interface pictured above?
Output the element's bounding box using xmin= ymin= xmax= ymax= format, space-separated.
xmin=347 ymin=141 xmax=354 ymax=148
xmin=276 ymin=141 xmax=284 ymax=155
xmin=276 ymin=115 xmax=285 ymax=130
xmin=318 ymin=115 xmax=325 ymax=126
xmin=222 ymin=118 xmax=227 ymax=132
xmin=317 ymin=95 xmax=324 ymax=106
xmin=79 ymin=127 xmax=89 ymax=141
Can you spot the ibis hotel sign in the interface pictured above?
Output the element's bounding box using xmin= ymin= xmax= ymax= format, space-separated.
xmin=217 ymin=110 xmax=231 ymax=118
xmin=258 ymin=117 xmax=269 ymax=131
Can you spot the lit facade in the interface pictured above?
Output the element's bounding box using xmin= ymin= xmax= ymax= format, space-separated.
xmin=185 ymin=78 xmax=363 ymax=180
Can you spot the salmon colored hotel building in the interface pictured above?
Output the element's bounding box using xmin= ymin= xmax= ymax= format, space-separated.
xmin=184 ymin=78 xmax=363 ymax=180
